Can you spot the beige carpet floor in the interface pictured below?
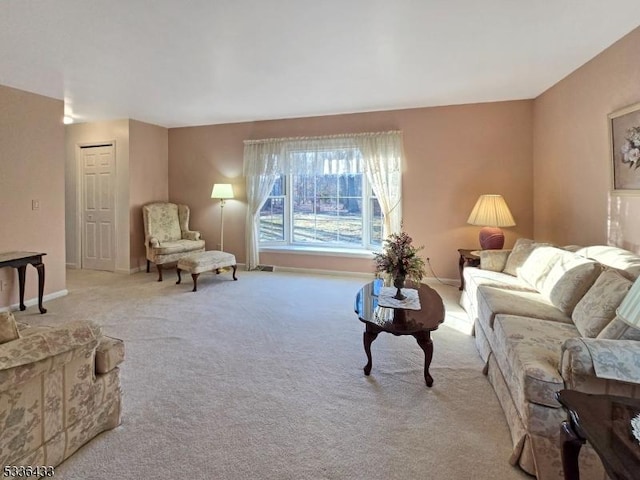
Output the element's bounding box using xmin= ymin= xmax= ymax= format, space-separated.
xmin=15 ymin=269 xmax=530 ymax=480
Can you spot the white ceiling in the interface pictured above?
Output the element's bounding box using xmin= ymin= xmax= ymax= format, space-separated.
xmin=2 ymin=1 xmax=640 ymax=128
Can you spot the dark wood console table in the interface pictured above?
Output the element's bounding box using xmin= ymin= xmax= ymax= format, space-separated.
xmin=0 ymin=251 xmax=47 ymax=314
xmin=556 ymin=389 xmax=640 ymax=480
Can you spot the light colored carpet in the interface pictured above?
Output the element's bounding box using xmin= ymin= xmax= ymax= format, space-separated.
xmin=16 ymin=269 xmax=529 ymax=480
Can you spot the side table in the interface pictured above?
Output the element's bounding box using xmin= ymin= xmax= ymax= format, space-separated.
xmin=556 ymin=389 xmax=640 ymax=480
xmin=0 ymin=251 xmax=47 ymax=314
xmin=457 ymin=248 xmax=480 ymax=291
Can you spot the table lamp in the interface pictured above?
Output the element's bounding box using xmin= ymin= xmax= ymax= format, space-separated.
xmin=211 ymin=183 xmax=234 ymax=251
xmin=617 ymin=277 xmax=640 ymax=331
xmin=467 ymin=194 xmax=516 ymax=250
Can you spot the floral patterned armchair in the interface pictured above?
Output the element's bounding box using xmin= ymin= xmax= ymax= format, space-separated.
xmin=0 ymin=312 xmax=124 ymax=470
xmin=142 ymin=202 xmax=205 ymax=281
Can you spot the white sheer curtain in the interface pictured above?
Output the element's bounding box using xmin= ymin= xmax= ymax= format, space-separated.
xmin=243 ymin=143 xmax=282 ymax=270
xmin=359 ymin=132 xmax=404 ymax=238
xmin=243 ymin=131 xmax=405 ymax=269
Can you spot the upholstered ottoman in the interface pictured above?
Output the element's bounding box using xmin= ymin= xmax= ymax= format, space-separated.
xmin=176 ymin=250 xmax=237 ymax=292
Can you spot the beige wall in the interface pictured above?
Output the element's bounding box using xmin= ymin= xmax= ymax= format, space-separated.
xmin=169 ymin=100 xmax=534 ymax=279
xmin=533 ymin=26 xmax=640 ymax=252
xmin=0 ymin=85 xmax=66 ymax=309
xmin=65 ymin=119 xmax=130 ymax=272
xmin=65 ymin=119 xmax=168 ymax=273
xmin=129 ymin=120 xmax=169 ymax=271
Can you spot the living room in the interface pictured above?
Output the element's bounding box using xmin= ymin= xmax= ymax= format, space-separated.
xmin=2 ymin=2 xmax=640 ymax=479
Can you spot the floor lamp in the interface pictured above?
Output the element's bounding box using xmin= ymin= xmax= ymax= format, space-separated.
xmin=211 ymin=183 xmax=234 ymax=251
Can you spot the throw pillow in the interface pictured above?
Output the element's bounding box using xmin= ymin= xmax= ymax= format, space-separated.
xmin=0 ymin=311 xmax=20 ymax=344
xmin=540 ymin=254 xmax=601 ymax=316
xmin=517 ymin=245 xmax=564 ymax=290
xmin=480 ymin=249 xmax=511 ymax=272
xmin=598 ymin=315 xmax=640 ymax=341
xmin=504 ymin=238 xmax=550 ymax=277
xmin=572 ymin=269 xmax=632 ymax=338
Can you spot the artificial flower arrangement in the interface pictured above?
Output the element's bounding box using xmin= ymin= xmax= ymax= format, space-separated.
xmin=373 ymin=231 xmax=426 ymax=287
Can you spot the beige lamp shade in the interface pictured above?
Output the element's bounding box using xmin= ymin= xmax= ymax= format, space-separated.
xmin=211 ymin=183 xmax=234 ymax=199
xmin=617 ymin=277 xmax=640 ymax=330
xmin=211 ymin=183 xmax=234 ymax=251
xmin=467 ymin=194 xmax=516 ymax=250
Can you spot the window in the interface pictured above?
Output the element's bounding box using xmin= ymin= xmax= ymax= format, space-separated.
xmin=244 ymin=131 xmax=403 ymax=269
xmin=260 ymin=171 xmax=383 ymax=250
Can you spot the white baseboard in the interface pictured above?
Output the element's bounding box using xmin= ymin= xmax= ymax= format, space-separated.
xmin=66 ymin=262 xmax=79 ymax=269
xmin=259 ymin=266 xmax=459 ymax=285
xmin=0 ymin=289 xmax=69 ymax=313
xmin=269 ymin=265 xmax=374 ymax=278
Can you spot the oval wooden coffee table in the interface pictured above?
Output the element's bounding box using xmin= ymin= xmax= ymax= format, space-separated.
xmin=354 ymin=279 xmax=445 ymax=387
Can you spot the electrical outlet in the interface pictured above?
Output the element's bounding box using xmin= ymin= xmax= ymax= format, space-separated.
xmin=32 ymin=199 xmax=40 ymax=210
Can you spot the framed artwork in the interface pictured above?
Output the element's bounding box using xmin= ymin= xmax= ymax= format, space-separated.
xmin=609 ymin=102 xmax=640 ymax=193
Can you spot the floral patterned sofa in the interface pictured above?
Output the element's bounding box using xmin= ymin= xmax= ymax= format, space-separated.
xmin=460 ymin=239 xmax=640 ymax=480
xmin=0 ymin=312 xmax=124 ymax=473
xmin=143 ymin=202 xmax=205 ymax=281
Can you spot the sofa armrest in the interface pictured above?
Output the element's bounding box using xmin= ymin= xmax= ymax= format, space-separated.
xmin=96 ymin=335 xmax=125 ymax=374
xmin=0 ymin=320 xmax=100 ymax=393
xmin=147 ymin=236 xmax=160 ymax=247
xmin=479 ymin=249 xmax=512 ymax=272
xmin=560 ymin=337 xmax=640 ymax=396
xmin=182 ymin=230 xmax=201 ymax=241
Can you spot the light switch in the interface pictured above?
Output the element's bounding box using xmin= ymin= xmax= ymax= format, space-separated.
xmin=32 ymin=199 xmax=40 ymax=210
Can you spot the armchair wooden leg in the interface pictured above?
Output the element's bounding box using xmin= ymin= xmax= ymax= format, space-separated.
xmin=157 ymin=264 xmax=163 ymax=282
xmin=146 ymin=260 xmax=150 ymax=273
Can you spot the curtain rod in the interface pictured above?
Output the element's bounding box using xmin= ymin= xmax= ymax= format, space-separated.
xmin=243 ymin=130 xmax=402 ymax=145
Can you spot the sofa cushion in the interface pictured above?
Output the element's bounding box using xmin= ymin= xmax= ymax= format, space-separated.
xmin=146 ymin=203 xmax=183 ymax=242
xmin=517 ymin=246 xmax=565 ymax=291
xmin=461 ymin=267 xmax=533 ymax=321
xmin=492 ymin=315 xmax=580 ymax=409
xmin=504 ymin=239 xmax=545 ymax=277
xmin=576 ymin=245 xmax=640 ymax=280
xmin=464 ymin=267 xmax=533 ymax=291
xmin=0 ymin=312 xmax=20 ymax=344
xmin=153 ymin=239 xmax=206 ymax=255
xmin=539 ymin=255 xmax=601 ymax=316
xmin=477 ymin=286 xmax=572 ymax=331
xmin=572 ymin=269 xmax=633 ymax=338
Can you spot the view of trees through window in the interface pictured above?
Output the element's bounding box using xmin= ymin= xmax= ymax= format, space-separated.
xmin=260 ymin=173 xmax=382 ymax=248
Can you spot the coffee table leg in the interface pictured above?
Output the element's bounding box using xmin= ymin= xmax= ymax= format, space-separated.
xmin=363 ymin=325 xmax=379 ymax=376
xmin=560 ymin=420 xmax=584 ymax=480
xmin=231 ymin=264 xmax=237 ymax=280
xmin=414 ymin=331 xmax=434 ymax=387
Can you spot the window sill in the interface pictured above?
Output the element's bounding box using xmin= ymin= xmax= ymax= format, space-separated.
xmin=260 ymin=245 xmax=376 ymax=259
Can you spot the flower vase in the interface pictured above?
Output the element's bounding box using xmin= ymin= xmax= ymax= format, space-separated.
xmin=393 ymin=274 xmax=406 ymax=300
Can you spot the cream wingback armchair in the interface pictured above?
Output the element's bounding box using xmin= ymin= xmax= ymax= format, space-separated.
xmin=143 ymin=202 xmax=205 ymax=281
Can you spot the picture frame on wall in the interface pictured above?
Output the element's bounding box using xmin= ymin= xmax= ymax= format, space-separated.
xmin=609 ymin=102 xmax=640 ymax=194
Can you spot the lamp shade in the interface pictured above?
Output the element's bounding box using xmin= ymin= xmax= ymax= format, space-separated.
xmin=617 ymin=277 xmax=640 ymax=330
xmin=211 ymin=183 xmax=234 ymax=199
xmin=467 ymin=194 xmax=516 ymax=228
